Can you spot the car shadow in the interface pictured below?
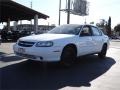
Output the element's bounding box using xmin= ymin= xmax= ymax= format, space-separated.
xmin=0 ymin=55 xmax=116 ymax=90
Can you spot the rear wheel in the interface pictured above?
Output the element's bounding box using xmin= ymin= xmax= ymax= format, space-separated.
xmin=60 ymin=46 xmax=77 ymax=67
xmin=98 ymin=44 xmax=107 ymax=58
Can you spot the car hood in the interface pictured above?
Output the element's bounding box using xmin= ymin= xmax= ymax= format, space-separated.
xmin=19 ymin=33 xmax=75 ymax=42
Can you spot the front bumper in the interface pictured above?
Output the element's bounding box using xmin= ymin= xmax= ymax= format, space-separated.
xmin=13 ymin=44 xmax=62 ymax=62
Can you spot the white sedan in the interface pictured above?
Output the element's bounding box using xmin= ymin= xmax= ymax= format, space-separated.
xmin=13 ymin=24 xmax=109 ymax=66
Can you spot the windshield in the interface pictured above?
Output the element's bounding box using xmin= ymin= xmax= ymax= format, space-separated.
xmin=47 ymin=25 xmax=82 ymax=35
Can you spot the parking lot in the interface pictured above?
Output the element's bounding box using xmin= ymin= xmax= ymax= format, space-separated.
xmin=0 ymin=40 xmax=120 ymax=90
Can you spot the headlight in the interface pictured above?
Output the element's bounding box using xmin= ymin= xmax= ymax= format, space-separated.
xmin=36 ymin=41 xmax=53 ymax=47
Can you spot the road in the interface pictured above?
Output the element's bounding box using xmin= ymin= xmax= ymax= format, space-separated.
xmin=0 ymin=40 xmax=120 ymax=90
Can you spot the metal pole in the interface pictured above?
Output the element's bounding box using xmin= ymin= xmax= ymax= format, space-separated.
xmin=58 ymin=0 xmax=61 ymax=25
xmin=7 ymin=18 xmax=10 ymax=31
xmin=34 ymin=14 xmax=38 ymax=34
xmin=30 ymin=1 xmax=32 ymax=25
xmin=30 ymin=1 xmax=33 ymax=32
xmin=67 ymin=0 xmax=70 ymax=24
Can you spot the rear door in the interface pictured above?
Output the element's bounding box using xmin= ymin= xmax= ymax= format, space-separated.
xmin=91 ymin=26 xmax=103 ymax=52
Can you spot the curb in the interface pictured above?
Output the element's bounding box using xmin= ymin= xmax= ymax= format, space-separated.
xmin=110 ymin=40 xmax=120 ymax=42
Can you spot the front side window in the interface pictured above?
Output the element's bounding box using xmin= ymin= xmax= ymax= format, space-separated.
xmin=91 ymin=27 xmax=102 ymax=36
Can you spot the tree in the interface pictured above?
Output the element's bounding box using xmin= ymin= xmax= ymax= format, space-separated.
xmin=114 ymin=24 xmax=120 ymax=33
xmin=100 ymin=19 xmax=106 ymax=27
xmin=96 ymin=19 xmax=107 ymax=34
xmin=107 ymin=16 xmax=111 ymax=37
xmin=96 ymin=17 xmax=112 ymax=37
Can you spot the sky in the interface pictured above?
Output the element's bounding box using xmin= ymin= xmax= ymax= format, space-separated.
xmin=1 ymin=0 xmax=120 ymax=29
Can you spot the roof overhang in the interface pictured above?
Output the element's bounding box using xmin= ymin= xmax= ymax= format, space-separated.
xmin=0 ymin=0 xmax=49 ymax=22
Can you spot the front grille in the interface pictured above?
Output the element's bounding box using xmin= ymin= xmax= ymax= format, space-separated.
xmin=18 ymin=41 xmax=35 ymax=47
xmin=15 ymin=52 xmax=36 ymax=59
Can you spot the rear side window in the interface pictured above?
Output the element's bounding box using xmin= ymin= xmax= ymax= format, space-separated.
xmin=91 ymin=27 xmax=102 ymax=36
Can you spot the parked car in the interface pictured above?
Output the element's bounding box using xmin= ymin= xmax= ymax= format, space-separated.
xmin=13 ymin=24 xmax=110 ymax=66
xmin=1 ymin=30 xmax=32 ymax=41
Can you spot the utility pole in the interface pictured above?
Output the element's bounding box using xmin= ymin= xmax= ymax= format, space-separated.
xmin=58 ymin=0 xmax=61 ymax=25
xmin=58 ymin=0 xmax=71 ymax=25
xmin=67 ymin=0 xmax=71 ymax=24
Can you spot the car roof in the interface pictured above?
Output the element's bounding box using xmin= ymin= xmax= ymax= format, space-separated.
xmin=61 ymin=24 xmax=97 ymax=28
xmin=62 ymin=24 xmax=95 ymax=26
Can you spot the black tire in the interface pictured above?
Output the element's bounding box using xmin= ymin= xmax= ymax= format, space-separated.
xmin=60 ymin=46 xmax=77 ymax=67
xmin=98 ymin=44 xmax=107 ymax=58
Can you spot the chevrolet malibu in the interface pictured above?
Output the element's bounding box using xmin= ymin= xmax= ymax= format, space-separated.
xmin=13 ymin=24 xmax=109 ymax=66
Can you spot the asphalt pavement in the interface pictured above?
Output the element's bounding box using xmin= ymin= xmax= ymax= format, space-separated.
xmin=0 ymin=40 xmax=120 ymax=90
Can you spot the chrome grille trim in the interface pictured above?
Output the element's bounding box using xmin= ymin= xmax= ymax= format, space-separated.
xmin=18 ymin=41 xmax=35 ymax=47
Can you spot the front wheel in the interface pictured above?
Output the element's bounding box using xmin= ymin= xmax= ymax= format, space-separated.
xmin=98 ymin=44 xmax=107 ymax=58
xmin=60 ymin=46 xmax=77 ymax=67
